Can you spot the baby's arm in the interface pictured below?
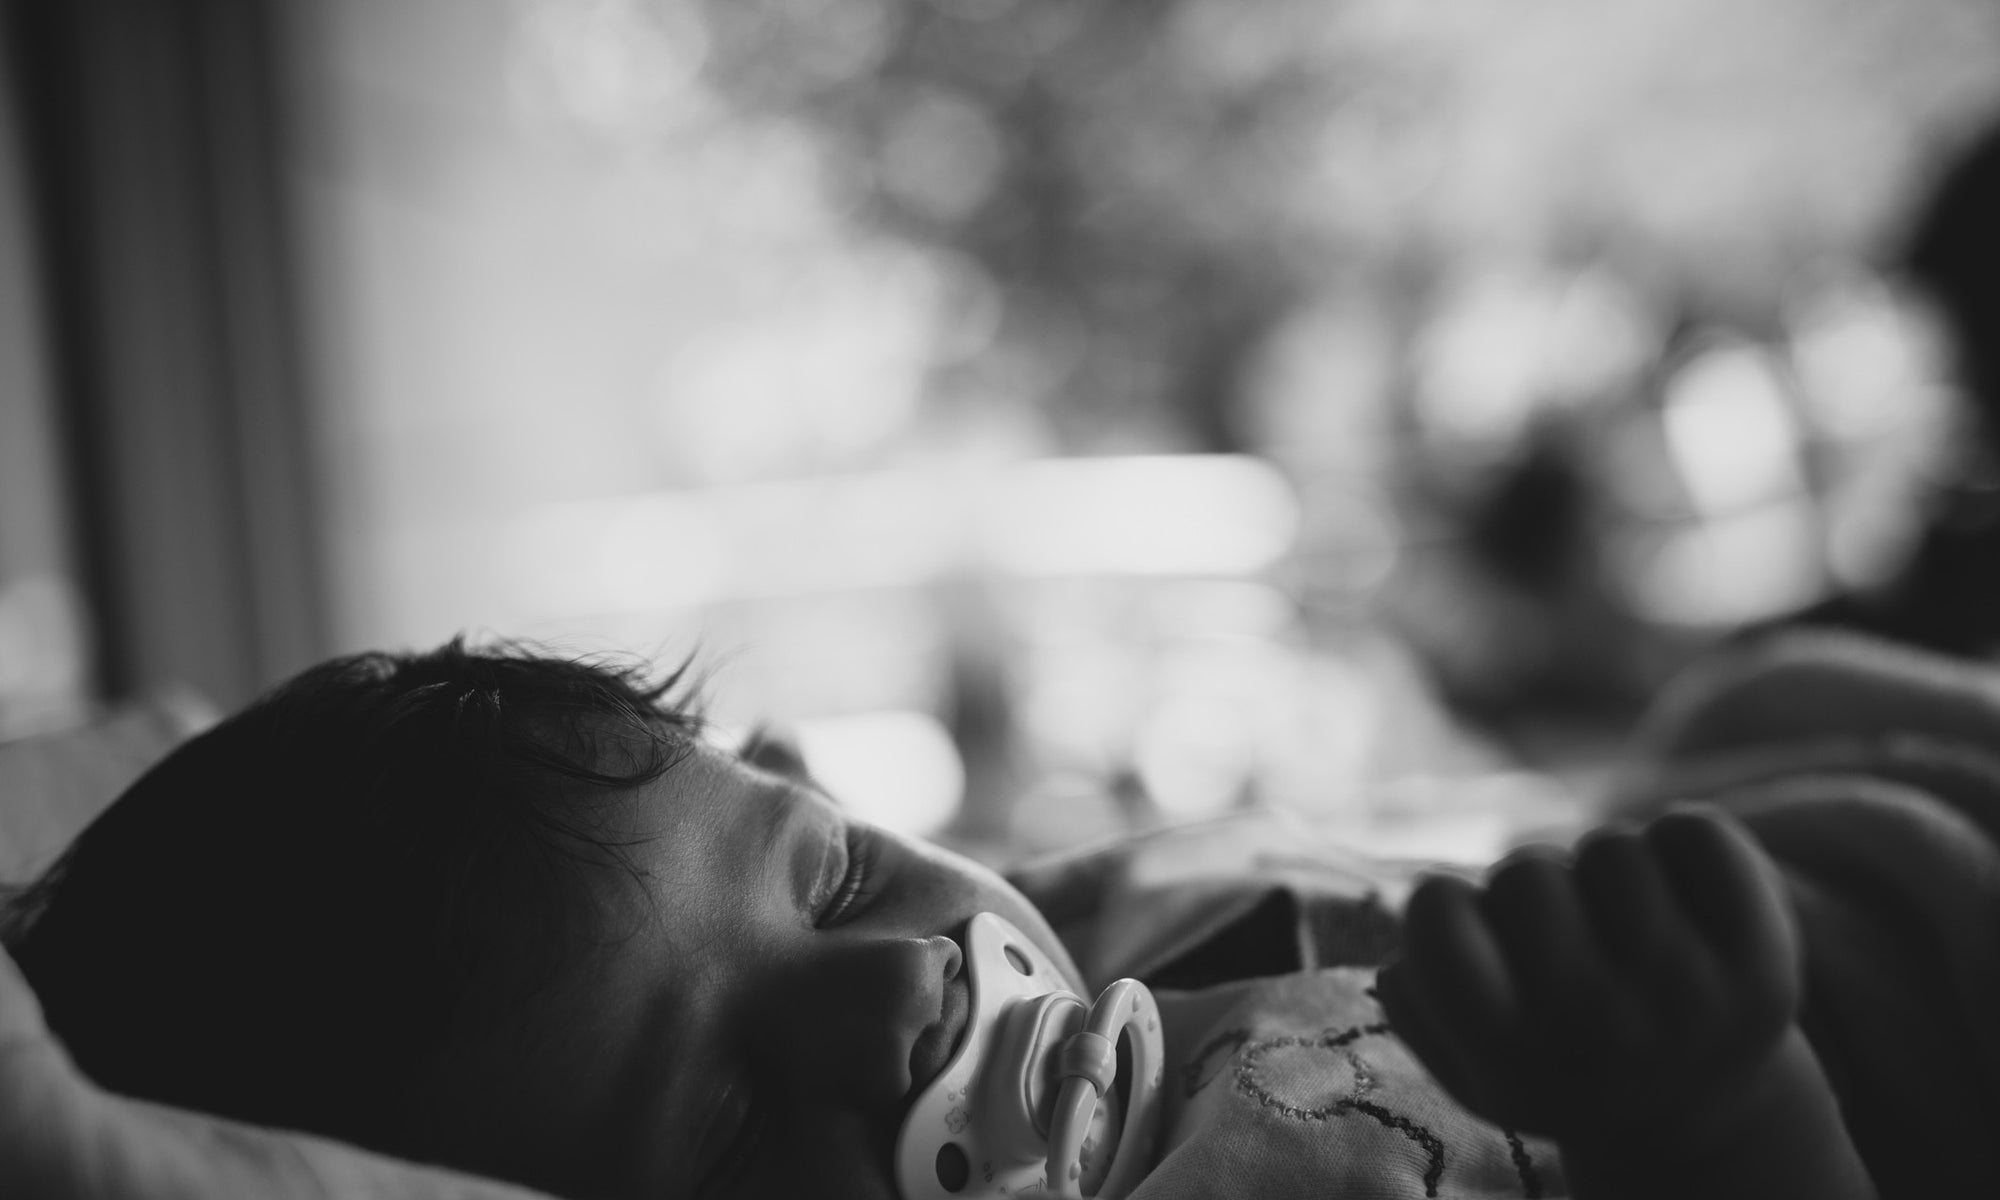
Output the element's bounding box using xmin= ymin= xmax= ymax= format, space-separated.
xmin=1640 ymin=629 xmax=2000 ymax=764
xmin=1377 ymin=808 xmax=1875 ymax=1200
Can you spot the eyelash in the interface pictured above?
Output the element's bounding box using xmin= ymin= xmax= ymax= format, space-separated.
xmin=818 ymin=825 xmax=879 ymax=928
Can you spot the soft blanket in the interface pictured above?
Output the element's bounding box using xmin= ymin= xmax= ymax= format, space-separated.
xmin=1609 ymin=632 xmax=2000 ymax=1197
xmin=1009 ymin=809 xmax=1565 ymax=1198
xmin=1009 ymin=630 xmax=2000 ymax=1198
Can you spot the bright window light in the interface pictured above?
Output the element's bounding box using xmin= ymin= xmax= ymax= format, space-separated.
xmin=1661 ymin=342 xmax=1804 ymax=515
xmin=1412 ymin=265 xmax=1562 ymax=444
xmin=977 ymin=455 xmax=1299 ymax=578
xmin=793 ymin=709 xmax=966 ymax=838
xmin=495 ymin=454 xmax=1299 ymax=623
xmin=1628 ymin=497 xmax=1823 ymax=627
xmin=1786 ymin=276 xmax=1944 ymax=440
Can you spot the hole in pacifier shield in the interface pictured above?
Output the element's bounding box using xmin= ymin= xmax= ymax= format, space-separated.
xmin=935 ymin=1143 xmax=970 ymax=1193
xmin=1004 ymin=944 xmax=1033 ymax=975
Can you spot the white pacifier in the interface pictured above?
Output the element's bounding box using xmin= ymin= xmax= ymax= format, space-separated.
xmin=895 ymin=912 xmax=1164 ymax=1200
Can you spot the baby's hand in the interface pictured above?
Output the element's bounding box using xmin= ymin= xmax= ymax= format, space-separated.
xmin=1378 ymin=807 xmax=1801 ymax=1151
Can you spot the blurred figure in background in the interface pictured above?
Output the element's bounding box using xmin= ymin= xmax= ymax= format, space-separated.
xmin=1788 ymin=119 xmax=2000 ymax=658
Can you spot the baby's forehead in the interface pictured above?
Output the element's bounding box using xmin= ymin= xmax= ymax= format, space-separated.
xmin=526 ymin=753 xmax=815 ymax=1003
xmin=589 ymin=744 xmax=807 ymax=885
xmin=564 ymin=705 xmax=694 ymax=770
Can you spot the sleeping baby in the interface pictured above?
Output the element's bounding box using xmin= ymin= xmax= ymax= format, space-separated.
xmin=8 ymin=635 xmax=1978 ymax=1198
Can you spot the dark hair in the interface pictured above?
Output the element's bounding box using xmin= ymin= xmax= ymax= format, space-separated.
xmin=2 ymin=637 xmax=702 ymax=1156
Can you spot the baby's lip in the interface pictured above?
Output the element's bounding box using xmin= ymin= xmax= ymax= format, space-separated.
xmin=907 ymin=942 xmax=971 ymax=1097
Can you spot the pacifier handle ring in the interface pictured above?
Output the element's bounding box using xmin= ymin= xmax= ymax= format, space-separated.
xmin=1045 ymin=979 xmax=1163 ymax=1200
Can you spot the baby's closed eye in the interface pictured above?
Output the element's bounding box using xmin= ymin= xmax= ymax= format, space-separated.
xmin=816 ymin=823 xmax=882 ymax=928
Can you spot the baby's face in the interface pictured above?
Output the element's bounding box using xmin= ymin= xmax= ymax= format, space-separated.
xmin=414 ymin=734 xmax=1082 ymax=1199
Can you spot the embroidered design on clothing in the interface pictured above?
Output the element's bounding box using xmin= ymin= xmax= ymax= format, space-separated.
xmin=1232 ymin=1022 xmax=1451 ymax=1195
xmin=1503 ymin=1128 xmax=1543 ymax=1198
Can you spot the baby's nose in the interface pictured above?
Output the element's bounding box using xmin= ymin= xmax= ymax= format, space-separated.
xmin=904 ymin=934 xmax=967 ymax=1093
xmin=772 ymin=935 xmax=965 ymax=1104
xmin=931 ymin=933 xmax=964 ymax=987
